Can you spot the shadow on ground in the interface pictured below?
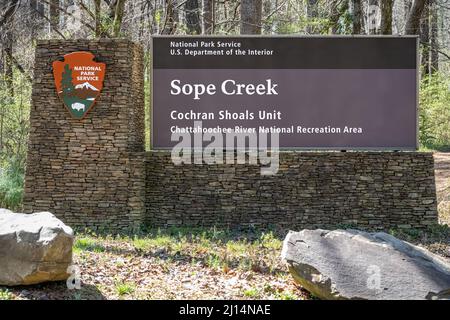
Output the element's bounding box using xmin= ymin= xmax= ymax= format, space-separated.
xmin=0 ymin=282 xmax=105 ymax=300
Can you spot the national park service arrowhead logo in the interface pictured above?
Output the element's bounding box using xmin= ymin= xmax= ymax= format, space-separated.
xmin=53 ymin=52 xmax=106 ymax=119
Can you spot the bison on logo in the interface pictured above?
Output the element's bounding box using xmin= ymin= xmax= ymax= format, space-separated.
xmin=53 ymin=52 xmax=106 ymax=119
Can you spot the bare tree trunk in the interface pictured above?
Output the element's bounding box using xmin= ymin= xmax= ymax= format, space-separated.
xmin=1 ymin=0 xmax=20 ymax=97
xmin=262 ymin=0 xmax=271 ymax=33
xmin=2 ymin=47 xmax=31 ymax=83
xmin=0 ymin=52 xmax=3 ymax=76
xmin=4 ymin=32 xmax=13 ymax=97
xmin=113 ymin=0 xmax=126 ymax=37
xmin=0 ymin=106 xmax=3 ymax=152
xmin=405 ymin=0 xmax=427 ymax=34
xmin=162 ymin=0 xmax=176 ymax=34
xmin=330 ymin=0 xmax=349 ymax=34
xmin=186 ymin=0 xmax=201 ymax=34
xmin=330 ymin=0 xmax=339 ymax=34
xmin=49 ymin=0 xmax=60 ymax=33
xmin=380 ymin=0 xmax=393 ymax=34
xmin=108 ymin=0 xmax=126 ymax=37
xmin=240 ymin=0 xmax=262 ymax=34
xmin=420 ymin=0 xmax=430 ymax=75
xmin=430 ymin=0 xmax=438 ymax=72
xmin=404 ymin=0 xmax=412 ymax=16
xmin=352 ymin=0 xmax=363 ymax=34
xmin=403 ymin=0 xmax=412 ymax=31
xmin=94 ymin=0 xmax=101 ymax=37
xmin=203 ymin=0 xmax=214 ymax=34
xmin=172 ymin=0 xmax=179 ymax=26
xmin=306 ymin=0 xmax=318 ymax=34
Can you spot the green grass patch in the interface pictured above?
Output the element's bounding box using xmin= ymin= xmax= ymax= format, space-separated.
xmin=257 ymin=232 xmax=283 ymax=250
xmin=115 ymin=282 xmax=136 ymax=296
xmin=243 ymin=287 xmax=260 ymax=298
xmin=75 ymin=227 xmax=286 ymax=275
xmin=133 ymin=235 xmax=174 ymax=251
xmin=389 ymin=224 xmax=450 ymax=243
xmin=0 ymin=158 xmax=24 ymax=211
xmin=419 ymin=74 xmax=450 ymax=150
xmin=73 ymin=237 xmax=106 ymax=253
xmin=226 ymin=240 xmax=249 ymax=254
xmin=0 ymin=289 xmax=13 ymax=300
xmin=276 ymin=291 xmax=299 ymax=300
xmin=263 ymin=284 xmax=300 ymax=300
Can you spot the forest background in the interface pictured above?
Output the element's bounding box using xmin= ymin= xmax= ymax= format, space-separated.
xmin=0 ymin=0 xmax=449 ymax=210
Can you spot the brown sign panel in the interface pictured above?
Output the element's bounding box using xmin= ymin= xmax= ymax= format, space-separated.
xmin=53 ymin=52 xmax=106 ymax=119
xmin=152 ymin=36 xmax=418 ymax=150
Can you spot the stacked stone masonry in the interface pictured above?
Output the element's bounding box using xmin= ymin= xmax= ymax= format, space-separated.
xmin=23 ymin=40 xmax=438 ymax=232
xmin=23 ymin=39 xmax=145 ymax=231
xmin=145 ymin=151 xmax=437 ymax=230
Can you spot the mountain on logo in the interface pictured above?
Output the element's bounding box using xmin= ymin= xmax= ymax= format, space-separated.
xmin=73 ymin=82 xmax=99 ymax=100
xmin=53 ymin=53 xmax=106 ymax=120
xmin=75 ymin=82 xmax=99 ymax=91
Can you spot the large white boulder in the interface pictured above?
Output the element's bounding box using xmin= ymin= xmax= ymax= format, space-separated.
xmin=0 ymin=209 xmax=74 ymax=286
xmin=282 ymin=229 xmax=450 ymax=300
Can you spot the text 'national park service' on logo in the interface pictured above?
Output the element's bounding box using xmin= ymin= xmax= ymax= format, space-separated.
xmin=53 ymin=52 xmax=106 ymax=119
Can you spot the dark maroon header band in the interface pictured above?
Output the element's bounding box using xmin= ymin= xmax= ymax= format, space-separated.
xmin=153 ymin=36 xmax=417 ymax=70
xmin=151 ymin=36 xmax=418 ymax=149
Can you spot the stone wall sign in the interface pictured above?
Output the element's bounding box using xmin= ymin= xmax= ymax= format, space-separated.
xmin=52 ymin=51 xmax=106 ymax=119
xmin=23 ymin=40 xmax=437 ymax=233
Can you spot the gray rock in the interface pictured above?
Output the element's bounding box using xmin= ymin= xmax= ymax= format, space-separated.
xmin=0 ymin=210 xmax=74 ymax=286
xmin=281 ymin=229 xmax=450 ymax=300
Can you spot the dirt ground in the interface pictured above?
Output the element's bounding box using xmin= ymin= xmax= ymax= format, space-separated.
xmin=1 ymin=231 xmax=311 ymax=300
xmin=0 ymin=153 xmax=449 ymax=300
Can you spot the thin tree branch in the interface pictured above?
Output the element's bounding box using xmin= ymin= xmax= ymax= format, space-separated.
xmin=30 ymin=5 xmax=67 ymax=40
xmin=76 ymin=0 xmax=96 ymax=20
xmin=0 ymin=0 xmax=19 ymax=27
xmin=2 ymin=49 xmax=32 ymax=83
xmin=38 ymin=0 xmax=104 ymax=36
xmin=421 ymin=41 xmax=450 ymax=61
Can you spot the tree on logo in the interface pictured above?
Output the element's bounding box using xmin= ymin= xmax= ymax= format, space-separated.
xmin=61 ymin=64 xmax=75 ymax=96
